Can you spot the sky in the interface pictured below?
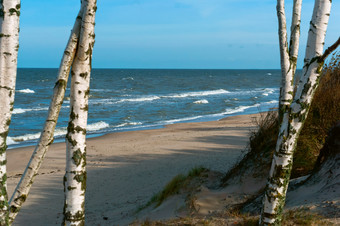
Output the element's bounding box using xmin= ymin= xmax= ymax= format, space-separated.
xmin=18 ymin=0 xmax=339 ymax=69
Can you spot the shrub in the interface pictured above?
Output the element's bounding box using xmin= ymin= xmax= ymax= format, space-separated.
xmin=247 ymin=54 xmax=340 ymax=178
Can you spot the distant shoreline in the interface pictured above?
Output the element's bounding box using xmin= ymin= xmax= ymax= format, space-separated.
xmin=8 ymin=110 xmax=266 ymax=150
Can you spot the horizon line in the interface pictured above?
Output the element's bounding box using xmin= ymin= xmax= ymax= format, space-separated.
xmin=17 ymin=67 xmax=287 ymax=70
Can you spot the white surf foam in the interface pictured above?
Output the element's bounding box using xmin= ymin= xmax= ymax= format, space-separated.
xmin=115 ymin=122 xmax=142 ymax=128
xmin=118 ymin=96 xmax=160 ymax=103
xmin=17 ymin=89 xmax=35 ymax=94
xmin=6 ymin=137 xmax=18 ymax=145
xmin=10 ymin=121 xmax=110 ymax=143
xmin=224 ymin=103 xmax=261 ymax=115
xmin=162 ymin=116 xmax=203 ymax=125
xmin=122 ymin=77 xmax=134 ymax=81
xmin=193 ymin=99 xmax=209 ymax=104
xmin=87 ymin=121 xmax=110 ymax=131
xmin=265 ymin=100 xmax=279 ymax=104
xmin=167 ymin=89 xmax=230 ymax=98
xmin=262 ymin=88 xmax=276 ymax=96
xmin=12 ymin=107 xmax=49 ymax=114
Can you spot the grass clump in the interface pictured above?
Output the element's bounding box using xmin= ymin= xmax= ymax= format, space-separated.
xmin=294 ymin=53 xmax=340 ymax=177
xmin=145 ymin=167 xmax=208 ymax=208
xmin=282 ymin=208 xmax=333 ymax=226
xmin=240 ymin=54 xmax=340 ymax=179
xmin=222 ymin=110 xmax=278 ymax=184
xmin=138 ymin=208 xmax=332 ymax=226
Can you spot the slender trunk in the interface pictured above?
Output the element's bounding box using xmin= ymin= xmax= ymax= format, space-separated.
xmin=8 ymin=8 xmax=84 ymax=223
xmin=0 ymin=1 xmax=20 ymax=224
xmin=260 ymin=0 xmax=332 ymax=225
xmin=289 ymin=0 xmax=302 ymax=76
xmin=63 ymin=0 xmax=96 ymax=225
xmin=277 ymin=0 xmax=294 ymax=122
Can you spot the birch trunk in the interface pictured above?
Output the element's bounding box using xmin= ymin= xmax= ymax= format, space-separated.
xmin=260 ymin=0 xmax=332 ymax=225
xmin=8 ymin=7 xmax=84 ymax=223
xmin=277 ymin=0 xmax=302 ymax=123
xmin=277 ymin=0 xmax=294 ymax=121
xmin=0 ymin=1 xmax=20 ymax=224
xmin=63 ymin=0 xmax=96 ymax=225
xmin=289 ymin=0 xmax=302 ymax=75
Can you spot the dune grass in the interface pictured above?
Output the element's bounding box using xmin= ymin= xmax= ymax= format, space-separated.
xmin=244 ymin=54 xmax=340 ymax=178
xmin=140 ymin=207 xmax=331 ymax=226
xmin=141 ymin=166 xmax=208 ymax=209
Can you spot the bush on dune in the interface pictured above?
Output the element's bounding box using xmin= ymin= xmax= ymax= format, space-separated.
xmin=248 ymin=53 xmax=340 ymax=179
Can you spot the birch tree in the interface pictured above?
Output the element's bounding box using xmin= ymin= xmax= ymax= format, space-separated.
xmin=63 ymin=0 xmax=96 ymax=225
xmin=8 ymin=7 xmax=84 ymax=223
xmin=260 ymin=0 xmax=338 ymax=224
xmin=0 ymin=1 xmax=20 ymax=224
xmin=277 ymin=0 xmax=302 ymax=123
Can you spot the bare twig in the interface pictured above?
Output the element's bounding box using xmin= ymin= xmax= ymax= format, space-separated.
xmin=319 ymin=36 xmax=340 ymax=63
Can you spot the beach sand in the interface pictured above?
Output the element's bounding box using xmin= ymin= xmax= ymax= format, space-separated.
xmin=7 ymin=114 xmax=259 ymax=226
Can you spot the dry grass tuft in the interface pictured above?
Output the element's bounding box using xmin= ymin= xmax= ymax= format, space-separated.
xmin=142 ymin=166 xmax=208 ymax=209
xmin=237 ymin=54 xmax=340 ymax=179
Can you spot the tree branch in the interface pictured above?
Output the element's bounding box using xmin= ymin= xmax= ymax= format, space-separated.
xmin=319 ymin=36 xmax=340 ymax=63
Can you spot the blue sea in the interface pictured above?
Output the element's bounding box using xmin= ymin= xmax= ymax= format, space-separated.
xmin=8 ymin=69 xmax=283 ymax=148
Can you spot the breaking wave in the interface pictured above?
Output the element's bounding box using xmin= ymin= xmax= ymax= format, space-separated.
xmin=9 ymin=121 xmax=110 ymax=142
xmin=17 ymin=89 xmax=35 ymax=94
xmin=193 ymin=99 xmax=209 ymax=104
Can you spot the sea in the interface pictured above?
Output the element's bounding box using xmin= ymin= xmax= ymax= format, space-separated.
xmin=8 ymin=69 xmax=284 ymax=148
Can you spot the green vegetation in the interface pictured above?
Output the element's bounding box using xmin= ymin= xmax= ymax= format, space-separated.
xmin=295 ymin=53 xmax=340 ymax=176
xmin=282 ymin=208 xmax=333 ymax=226
xmin=144 ymin=166 xmax=208 ymax=208
xmin=221 ymin=110 xmax=278 ymax=184
xmin=139 ymin=208 xmax=332 ymax=226
xmin=244 ymin=54 xmax=340 ymax=179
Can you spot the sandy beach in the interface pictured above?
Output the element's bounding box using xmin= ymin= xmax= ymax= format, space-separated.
xmin=7 ymin=113 xmax=258 ymax=225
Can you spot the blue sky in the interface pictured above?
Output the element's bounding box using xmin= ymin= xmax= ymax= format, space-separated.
xmin=18 ymin=0 xmax=339 ymax=69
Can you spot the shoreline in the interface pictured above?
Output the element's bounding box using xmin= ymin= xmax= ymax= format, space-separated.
xmin=8 ymin=113 xmax=260 ymax=225
xmin=8 ymin=110 xmax=266 ymax=150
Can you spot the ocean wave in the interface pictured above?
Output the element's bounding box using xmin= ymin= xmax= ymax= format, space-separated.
xmin=122 ymin=77 xmax=134 ymax=81
xmin=10 ymin=132 xmax=41 ymax=142
xmin=6 ymin=137 xmax=17 ymax=145
xmin=17 ymin=89 xmax=35 ymax=94
xmin=91 ymin=89 xmax=112 ymax=92
xmin=117 ymin=96 xmax=160 ymax=103
xmin=87 ymin=121 xmax=110 ymax=131
xmin=262 ymin=88 xmax=275 ymax=96
xmin=10 ymin=121 xmax=110 ymax=142
xmin=157 ymin=103 xmax=261 ymax=125
xmin=162 ymin=116 xmax=203 ymax=124
xmin=90 ymin=90 xmax=228 ymax=105
xmin=167 ymin=89 xmax=230 ymax=98
xmin=88 ymin=88 xmax=278 ymax=106
xmin=115 ymin=122 xmax=142 ymax=128
xmin=224 ymin=87 xmax=278 ymax=96
xmin=13 ymin=107 xmax=49 ymax=114
xmin=265 ymin=100 xmax=279 ymax=104
xmin=193 ymin=99 xmax=209 ymax=104
xmin=223 ymin=103 xmax=261 ymax=115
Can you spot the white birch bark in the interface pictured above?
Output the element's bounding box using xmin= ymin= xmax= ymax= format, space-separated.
xmin=0 ymin=1 xmax=20 ymax=224
xmin=260 ymin=0 xmax=332 ymax=225
xmin=8 ymin=7 xmax=84 ymax=223
xmin=277 ymin=0 xmax=294 ymax=114
xmin=289 ymin=0 xmax=302 ymax=75
xmin=63 ymin=0 xmax=96 ymax=225
xmin=277 ymin=0 xmax=302 ymax=123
